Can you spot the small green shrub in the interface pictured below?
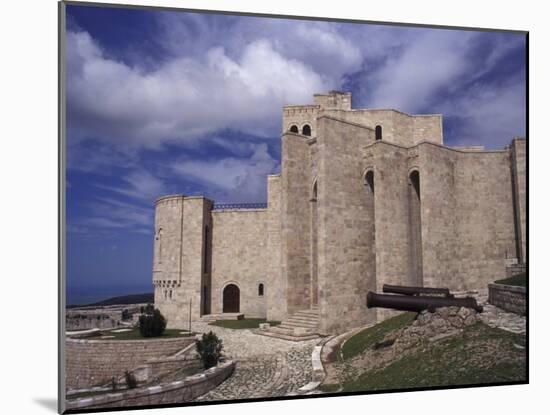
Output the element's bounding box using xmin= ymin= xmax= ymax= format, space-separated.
xmin=124 ymin=371 xmax=137 ymax=389
xmin=138 ymin=308 xmax=167 ymax=338
xmin=121 ymin=309 xmax=132 ymax=321
xmin=196 ymin=331 xmax=224 ymax=369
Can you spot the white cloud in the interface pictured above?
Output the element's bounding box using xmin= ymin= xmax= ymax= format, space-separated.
xmin=171 ymin=143 xmax=279 ymax=202
xmin=95 ymin=170 xmax=167 ymax=202
xmin=67 ymin=29 xmax=338 ymax=149
xmin=366 ymin=31 xmax=477 ymax=112
xmin=69 ymin=196 xmax=154 ymax=236
xmin=440 ymin=75 xmax=526 ymax=147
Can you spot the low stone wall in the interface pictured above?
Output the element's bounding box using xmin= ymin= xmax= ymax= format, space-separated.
xmin=488 ymin=283 xmax=526 ymax=315
xmin=65 ymin=361 xmax=235 ymax=411
xmin=66 ymin=336 xmax=195 ymax=389
xmin=137 ymin=352 xmax=199 ymax=382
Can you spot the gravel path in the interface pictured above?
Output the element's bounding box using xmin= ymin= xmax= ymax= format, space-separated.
xmin=191 ymin=322 xmax=319 ymax=401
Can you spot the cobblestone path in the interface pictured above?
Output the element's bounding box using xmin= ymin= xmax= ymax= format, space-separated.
xmin=473 ymin=289 xmax=526 ymax=334
xmin=192 ymin=322 xmax=319 ymax=401
xmin=453 ymin=289 xmax=526 ymax=334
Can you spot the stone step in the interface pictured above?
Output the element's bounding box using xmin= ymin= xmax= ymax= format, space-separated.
xmin=281 ymin=320 xmax=318 ymax=329
xmin=284 ymin=315 xmax=319 ymax=324
xmin=292 ymin=311 xmax=319 ymax=318
xmin=253 ymin=329 xmax=319 ymax=342
xmin=200 ymin=313 xmax=244 ymax=322
xmin=279 ymin=324 xmax=317 ymax=332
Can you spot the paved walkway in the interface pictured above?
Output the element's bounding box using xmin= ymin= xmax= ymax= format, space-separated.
xmin=192 ymin=322 xmax=319 ymax=401
xmin=472 ymin=289 xmax=526 ymax=334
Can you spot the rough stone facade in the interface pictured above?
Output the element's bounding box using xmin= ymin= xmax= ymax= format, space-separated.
xmin=488 ymin=283 xmax=526 ymax=315
xmin=152 ymin=91 xmax=527 ymax=335
xmin=65 ymin=336 xmax=194 ymax=389
xmin=65 ymin=361 xmax=235 ymax=411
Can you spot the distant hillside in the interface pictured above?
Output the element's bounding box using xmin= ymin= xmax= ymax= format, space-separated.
xmin=67 ymin=293 xmax=154 ymax=308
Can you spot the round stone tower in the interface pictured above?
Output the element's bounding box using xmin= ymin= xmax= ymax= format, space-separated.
xmin=153 ymin=194 xmax=212 ymax=327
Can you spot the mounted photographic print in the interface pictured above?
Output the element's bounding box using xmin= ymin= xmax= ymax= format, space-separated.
xmin=59 ymin=1 xmax=528 ymax=413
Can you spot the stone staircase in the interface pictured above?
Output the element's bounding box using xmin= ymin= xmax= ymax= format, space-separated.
xmin=200 ymin=313 xmax=244 ymax=322
xmin=256 ymin=306 xmax=321 ymax=341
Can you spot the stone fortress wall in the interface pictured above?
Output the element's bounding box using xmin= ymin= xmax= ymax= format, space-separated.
xmin=210 ymin=208 xmax=269 ymax=318
xmin=152 ymin=91 xmax=527 ymax=335
xmin=153 ymin=196 xmax=212 ymax=327
xmin=65 ymin=337 xmax=195 ymax=389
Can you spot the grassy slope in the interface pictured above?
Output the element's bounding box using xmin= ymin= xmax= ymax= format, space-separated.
xmin=98 ymin=328 xmax=194 ymax=340
xmin=342 ymin=322 xmax=526 ymax=392
xmin=209 ymin=319 xmax=281 ymax=329
xmin=494 ymin=272 xmax=527 ymax=287
xmin=341 ymin=312 xmax=417 ymax=360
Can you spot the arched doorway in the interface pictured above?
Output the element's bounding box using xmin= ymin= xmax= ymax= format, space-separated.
xmin=222 ymin=284 xmax=240 ymax=313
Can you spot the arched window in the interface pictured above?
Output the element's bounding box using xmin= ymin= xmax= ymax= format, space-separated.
xmin=169 ymin=290 xmax=172 ymax=300
xmin=410 ymin=170 xmax=420 ymax=201
xmin=258 ymin=283 xmax=264 ymax=296
xmin=290 ymin=125 xmax=299 ymax=133
xmin=311 ymin=179 xmax=318 ymax=202
xmin=408 ymin=170 xmax=423 ymax=286
xmin=302 ymin=124 xmax=311 ymax=136
xmin=375 ymin=125 xmax=382 ymax=141
xmin=365 ymin=170 xmax=374 ymax=193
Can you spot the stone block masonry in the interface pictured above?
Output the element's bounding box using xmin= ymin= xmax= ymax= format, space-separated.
xmin=65 ymin=361 xmax=235 ymax=411
xmin=151 ymin=91 xmax=527 ymax=335
xmin=65 ymin=337 xmax=195 ymax=389
xmin=488 ymin=283 xmax=526 ymax=316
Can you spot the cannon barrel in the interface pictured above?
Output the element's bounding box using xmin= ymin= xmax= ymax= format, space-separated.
xmin=382 ymin=284 xmax=453 ymax=298
xmin=367 ymin=291 xmax=483 ymax=313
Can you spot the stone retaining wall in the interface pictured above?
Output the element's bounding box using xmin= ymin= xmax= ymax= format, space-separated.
xmin=142 ymin=353 xmax=199 ymax=381
xmin=65 ymin=361 xmax=235 ymax=411
xmin=66 ymin=336 xmax=195 ymax=389
xmin=488 ymin=283 xmax=526 ymax=315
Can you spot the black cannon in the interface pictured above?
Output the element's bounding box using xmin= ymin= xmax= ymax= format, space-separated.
xmin=367 ymin=291 xmax=483 ymax=313
xmin=382 ymin=284 xmax=454 ymax=298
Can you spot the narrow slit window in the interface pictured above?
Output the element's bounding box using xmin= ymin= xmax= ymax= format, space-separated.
xmin=375 ymin=125 xmax=382 ymax=140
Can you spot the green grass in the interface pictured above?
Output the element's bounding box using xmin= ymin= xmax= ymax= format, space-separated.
xmin=98 ymin=328 xmax=195 ymax=340
xmin=495 ymin=272 xmax=526 ymax=287
xmin=208 ymin=318 xmax=281 ymax=329
xmin=318 ymin=383 xmax=341 ymax=393
xmin=342 ymin=323 xmax=526 ymax=392
xmin=341 ymin=312 xmax=417 ymax=360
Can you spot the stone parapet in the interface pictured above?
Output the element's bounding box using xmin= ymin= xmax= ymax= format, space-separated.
xmin=65 ymin=336 xmax=195 ymax=389
xmin=488 ymin=283 xmax=526 ymax=315
xmin=65 ymin=361 xmax=235 ymax=411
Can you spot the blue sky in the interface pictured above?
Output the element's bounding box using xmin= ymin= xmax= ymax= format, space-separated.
xmin=65 ymin=4 xmax=526 ymax=304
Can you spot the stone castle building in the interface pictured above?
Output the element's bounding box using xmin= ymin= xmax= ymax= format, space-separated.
xmin=152 ymin=91 xmax=526 ymax=335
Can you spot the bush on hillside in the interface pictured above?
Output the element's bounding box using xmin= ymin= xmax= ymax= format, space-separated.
xmin=138 ymin=307 xmax=167 ymax=338
xmin=196 ymin=331 xmax=224 ymax=369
